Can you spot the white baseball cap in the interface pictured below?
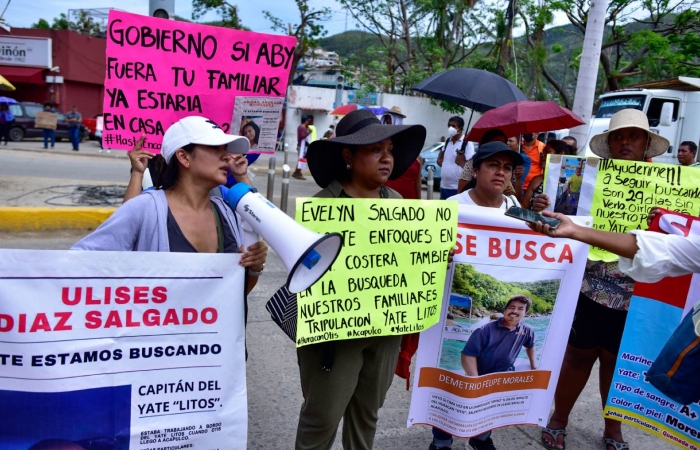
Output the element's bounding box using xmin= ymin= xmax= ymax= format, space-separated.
xmin=161 ymin=116 xmax=250 ymax=163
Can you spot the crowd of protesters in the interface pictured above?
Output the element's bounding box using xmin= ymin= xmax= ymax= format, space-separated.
xmin=73 ymin=104 xmax=698 ymax=450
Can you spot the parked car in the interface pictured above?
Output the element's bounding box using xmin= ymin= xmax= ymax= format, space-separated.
xmin=421 ymin=142 xmax=444 ymax=190
xmin=7 ymin=102 xmax=89 ymax=142
xmin=83 ymin=116 xmax=98 ymax=139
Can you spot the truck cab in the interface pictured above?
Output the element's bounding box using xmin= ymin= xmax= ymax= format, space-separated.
xmin=583 ymin=77 xmax=700 ymax=165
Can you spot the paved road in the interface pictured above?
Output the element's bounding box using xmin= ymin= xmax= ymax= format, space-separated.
xmin=0 ymin=141 xmax=332 ymax=207
xmin=0 ymin=145 xmax=673 ymax=449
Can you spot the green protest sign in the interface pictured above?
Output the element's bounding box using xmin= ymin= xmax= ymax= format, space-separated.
xmin=294 ymin=198 xmax=458 ymax=347
xmin=590 ymin=159 xmax=700 ymax=261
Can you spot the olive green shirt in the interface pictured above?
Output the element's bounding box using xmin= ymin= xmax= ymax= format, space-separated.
xmin=314 ymin=179 xmax=403 ymax=199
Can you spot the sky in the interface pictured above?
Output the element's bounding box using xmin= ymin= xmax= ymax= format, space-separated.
xmin=4 ymin=0 xmax=571 ymax=38
xmin=3 ymin=0 xmax=353 ymax=36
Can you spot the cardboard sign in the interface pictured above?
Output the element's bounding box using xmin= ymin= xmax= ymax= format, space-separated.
xmin=0 ymin=250 xmax=248 ymax=449
xmin=34 ymin=111 xmax=58 ymax=130
xmin=293 ymin=198 xmax=458 ymax=346
xmin=102 ymin=10 xmax=296 ymax=151
xmin=544 ymin=157 xmax=700 ymax=261
xmin=603 ymin=209 xmax=700 ymax=449
xmin=408 ymin=206 xmax=590 ymax=437
xmin=592 ymin=159 xmax=700 ymax=240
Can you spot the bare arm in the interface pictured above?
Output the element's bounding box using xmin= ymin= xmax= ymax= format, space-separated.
xmin=457 ymin=178 xmax=468 ymax=194
xmin=526 ymin=346 xmax=537 ymax=370
xmin=513 ymin=166 xmax=524 ymax=200
xmin=124 ymin=135 xmax=151 ymax=203
xmin=240 ymin=241 xmax=268 ymax=294
xmin=461 ymin=354 xmax=479 ymax=377
xmin=521 ymin=177 xmax=541 ymax=210
xmin=415 ymin=156 xmax=423 ymax=199
xmin=228 ymin=154 xmax=252 ymax=185
xmin=528 ymin=211 xmax=639 ymax=259
xmin=437 ymin=149 xmax=445 ymax=167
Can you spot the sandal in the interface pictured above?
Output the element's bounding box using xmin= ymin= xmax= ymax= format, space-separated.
xmin=541 ymin=426 xmax=567 ymax=450
xmin=603 ymin=437 xmax=629 ymax=450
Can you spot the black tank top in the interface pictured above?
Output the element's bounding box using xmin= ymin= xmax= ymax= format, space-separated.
xmin=166 ymin=203 xmax=238 ymax=253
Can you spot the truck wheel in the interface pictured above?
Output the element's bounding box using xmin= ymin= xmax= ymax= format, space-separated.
xmin=9 ymin=126 xmax=24 ymax=142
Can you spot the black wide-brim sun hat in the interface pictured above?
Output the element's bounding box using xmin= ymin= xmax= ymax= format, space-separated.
xmin=306 ymin=109 xmax=427 ymax=188
xmin=473 ymin=141 xmax=524 ymax=166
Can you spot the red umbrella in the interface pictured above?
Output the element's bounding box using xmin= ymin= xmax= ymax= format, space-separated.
xmin=330 ymin=104 xmax=389 ymax=117
xmin=465 ymin=101 xmax=584 ymax=143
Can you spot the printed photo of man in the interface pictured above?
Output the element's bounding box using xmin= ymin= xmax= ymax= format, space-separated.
xmin=461 ymin=295 xmax=537 ymax=376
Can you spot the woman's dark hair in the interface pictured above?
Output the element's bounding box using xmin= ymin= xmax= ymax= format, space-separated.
xmin=337 ymin=145 xmax=357 ymax=182
xmin=479 ymin=129 xmax=507 ymax=146
xmin=545 ymin=139 xmax=574 ymax=155
xmin=43 ymin=102 xmax=53 ymax=109
xmin=463 ymin=178 xmax=477 ymax=191
xmin=155 ymin=144 xmax=195 ymax=190
xmin=242 ymin=121 xmax=260 ymax=145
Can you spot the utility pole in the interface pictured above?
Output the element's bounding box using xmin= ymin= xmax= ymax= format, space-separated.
xmin=569 ymin=0 xmax=609 ymax=152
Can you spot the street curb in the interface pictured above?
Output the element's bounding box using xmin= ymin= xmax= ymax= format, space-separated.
xmin=0 ymin=207 xmax=115 ymax=232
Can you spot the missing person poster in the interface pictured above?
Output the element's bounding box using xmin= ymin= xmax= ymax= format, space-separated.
xmin=102 ymin=10 xmax=296 ymax=151
xmin=0 ymin=250 xmax=247 ymax=449
xmin=293 ymin=198 xmax=458 ymax=346
xmin=408 ymin=206 xmax=590 ymax=437
xmin=543 ymin=155 xmax=597 ymax=217
xmin=603 ymin=209 xmax=700 ymax=449
xmin=231 ymin=97 xmax=285 ymax=154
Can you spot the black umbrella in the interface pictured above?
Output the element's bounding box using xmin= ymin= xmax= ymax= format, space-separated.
xmin=412 ymin=68 xmax=527 ymax=112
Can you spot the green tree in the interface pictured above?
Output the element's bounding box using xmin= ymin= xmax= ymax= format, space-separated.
xmin=549 ymin=0 xmax=700 ymax=93
xmin=192 ymin=0 xmax=246 ymax=29
xmin=337 ymin=0 xmax=494 ymax=95
xmin=263 ymin=0 xmax=332 ymax=88
xmin=31 ymin=11 xmax=104 ymax=35
xmin=31 ymin=19 xmax=51 ymax=29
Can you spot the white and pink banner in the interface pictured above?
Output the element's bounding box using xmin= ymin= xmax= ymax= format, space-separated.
xmin=408 ymin=206 xmax=590 ymax=436
xmin=0 ymin=250 xmax=247 ymax=449
xmin=102 ymin=10 xmax=296 ymax=152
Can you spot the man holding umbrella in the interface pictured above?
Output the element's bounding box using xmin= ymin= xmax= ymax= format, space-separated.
xmin=437 ymin=116 xmax=474 ymax=199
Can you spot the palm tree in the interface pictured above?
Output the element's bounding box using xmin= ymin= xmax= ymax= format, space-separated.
xmin=569 ymin=0 xmax=609 ymax=151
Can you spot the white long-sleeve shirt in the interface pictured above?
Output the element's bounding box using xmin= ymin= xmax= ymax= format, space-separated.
xmin=618 ymin=230 xmax=700 ymax=283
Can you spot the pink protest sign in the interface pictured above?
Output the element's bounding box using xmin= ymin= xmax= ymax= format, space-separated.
xmin=103 ymin=10 xmax=296 ymax=152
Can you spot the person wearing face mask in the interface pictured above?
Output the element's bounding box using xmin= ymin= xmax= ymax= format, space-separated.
xmin=521 ymin=132 xmax=545 ymax=190
xmin=437 ymin=116 xmax=474 ymax=199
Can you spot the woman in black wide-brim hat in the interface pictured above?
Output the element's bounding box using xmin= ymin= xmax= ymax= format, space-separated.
xmin=296 ymin=109 xmax=426 ymax=449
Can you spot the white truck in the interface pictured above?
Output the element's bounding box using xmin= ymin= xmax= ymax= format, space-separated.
xmin=583 ymin=76 xmax=700 ymax=165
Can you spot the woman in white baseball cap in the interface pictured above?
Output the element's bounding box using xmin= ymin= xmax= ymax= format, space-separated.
xmin=73 ymin=116 xmax=268 ymax=293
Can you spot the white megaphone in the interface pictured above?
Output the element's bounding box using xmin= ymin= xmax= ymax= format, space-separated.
xmin=225 ymin=183 xmax=343 ymax=293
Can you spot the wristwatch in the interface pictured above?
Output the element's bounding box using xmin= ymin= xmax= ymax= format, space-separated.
xmin=248 ymin=264 xmax=264 ymax=277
